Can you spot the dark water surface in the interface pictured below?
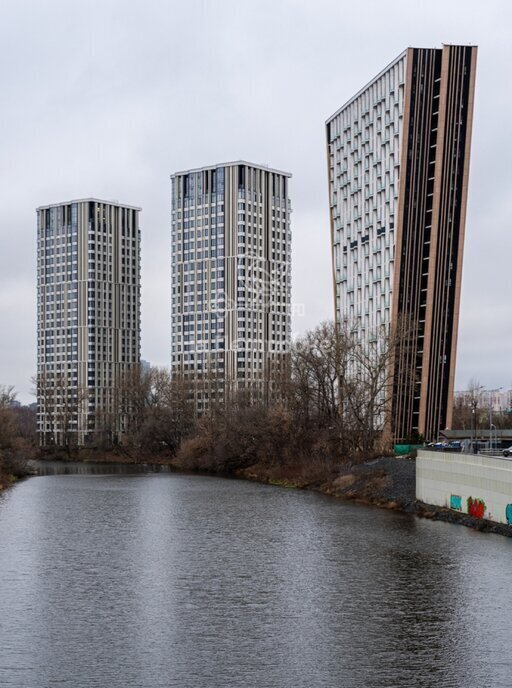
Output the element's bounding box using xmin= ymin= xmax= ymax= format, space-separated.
xmin=1 ymin=464 xmax=511 ymax=688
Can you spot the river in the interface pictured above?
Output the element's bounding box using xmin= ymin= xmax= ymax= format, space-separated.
xmin=0 ymin=463 xmax=511 ymax=687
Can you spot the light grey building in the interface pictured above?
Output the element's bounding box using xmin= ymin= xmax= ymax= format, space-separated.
xmin=171 ymin=161 xmax=291 ymax=411
xmin=36 ymin=199 xmax=141 ymax=445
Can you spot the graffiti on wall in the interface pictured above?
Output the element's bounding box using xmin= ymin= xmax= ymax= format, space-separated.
xmin=450 ymin=495 xmax=462 ymax=511
xmin=451 ymin=496 xmax=512 ymax=523
xmin=467 ymin=497 xmax=486 ymax=519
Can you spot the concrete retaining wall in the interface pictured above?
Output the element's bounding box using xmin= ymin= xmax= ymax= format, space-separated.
xmin=416 ymin=449 xmax=512 ymax=525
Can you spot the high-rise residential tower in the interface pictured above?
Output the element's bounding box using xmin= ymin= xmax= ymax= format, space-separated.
xmin=326 ymin=44 xmax=477 ymax=442
xmin=36 ymin=199 xmax=141 ymax=445
xmin=171 ymin=161 xmax=291 ymax=411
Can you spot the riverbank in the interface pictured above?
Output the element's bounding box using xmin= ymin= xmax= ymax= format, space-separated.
xmin=234 ymin=455 xmax=512 ymax=537
xmin=0 ymin=459 xmax=32 ymax=493
xmin=0 ymin=469 xmax=15 ymax=492
xmin=28 ymin=449 xmax=512 ymax=537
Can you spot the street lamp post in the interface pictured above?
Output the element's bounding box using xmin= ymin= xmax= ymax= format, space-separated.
xmin=471 ymin=385 xmax=485 ymax=454
xmin=472 ymin=399 xmax=477 ymax=454
xmin=488 ymin=387 xmax=503 ymax=453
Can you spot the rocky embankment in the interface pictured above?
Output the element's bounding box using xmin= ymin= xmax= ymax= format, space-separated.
xmin=237 ymin=455 xmax=512 ymax=538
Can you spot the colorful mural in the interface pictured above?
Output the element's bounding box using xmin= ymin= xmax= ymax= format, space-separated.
xmin=450 ymin=495 xmax=462 ymax=511
xmin=467 ymin=497 xmax=486 ymax=519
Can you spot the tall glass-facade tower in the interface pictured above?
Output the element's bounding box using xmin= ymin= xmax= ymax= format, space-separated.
xmin=326 ymin=45 xmax=477 ymax=442
xmin=171 ymin=161 xmax=291 ymax=411
xmin=36 ymin=199 xmax=141 ymax=445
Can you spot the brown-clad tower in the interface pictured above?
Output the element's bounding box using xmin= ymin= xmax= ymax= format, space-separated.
xmin=326 ymin=44 xmax=477 ymax=442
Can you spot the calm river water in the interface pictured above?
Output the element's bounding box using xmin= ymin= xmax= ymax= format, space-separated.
xmin=0 ymin=464 xmax=511 ymax=688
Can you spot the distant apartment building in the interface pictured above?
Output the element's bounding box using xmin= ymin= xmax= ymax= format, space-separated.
xmin=171 ymin=161 xmax=291 ymax=411
xmin=326 ymin=44 xmax=477 ymax=442
xmin=455 ymin=389 xmax=512 ymax=414
xmin=36 ymin=199 xmax=141 ymax=444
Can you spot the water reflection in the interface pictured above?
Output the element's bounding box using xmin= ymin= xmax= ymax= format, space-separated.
xmin=0 ymin=470 xmax=511 ymax=687
xmin=28 ymin=459 xmax=174 ymax=475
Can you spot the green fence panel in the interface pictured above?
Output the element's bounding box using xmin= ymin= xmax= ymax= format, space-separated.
xmin=394 ymin=444 xmax=423 ymax=456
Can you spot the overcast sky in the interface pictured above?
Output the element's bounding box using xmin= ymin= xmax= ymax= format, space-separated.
xmin=1 ymin=0 xmax=511 ymax=403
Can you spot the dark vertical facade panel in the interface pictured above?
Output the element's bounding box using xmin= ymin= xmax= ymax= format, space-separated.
xmin=393 ymin=45 xmax=476 ymax=442
xmin=392 ymin=48 xmax=441 ymax=442
xmin=423 ymin=45 xmax=476 ymax=441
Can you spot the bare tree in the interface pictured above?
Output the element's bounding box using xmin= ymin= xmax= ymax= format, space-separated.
xmin=285 ymin=321 xmax=398 ymax=460
xmin=33 ymin=371 xmax=57 ymax=446
xmin=0 ymin=385 xmax=16 ymax=408
xmin=137 ymin=368 xmax=196 ymax=453
xmin=96 ymin=366 xmax=197 ymax=455
xmin=452 ymin=378 xmax=484 ymax=433
xmin=34 ymin=372 xmax=88 ymax=450
xmin=0 ymin=386 xmax=36 ymax=477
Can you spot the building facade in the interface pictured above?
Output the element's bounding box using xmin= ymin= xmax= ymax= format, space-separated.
xmin=455 ymin=389 xmax=512 ymax=414
xmin=326 ymin=44 xmax=477 ymax=442
xmin=171 ymin=161 xmax=291 ymax=411
xmin=36 ymin=199 xmax=141 ymax=445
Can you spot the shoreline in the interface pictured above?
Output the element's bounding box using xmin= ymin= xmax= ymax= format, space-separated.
xmin=233 ymin=458 xmax=512 ymax=538
xmin=19 ymin=451 xmax=512 ymax=538
xmin=0 ymin=472 xmax=16 ymax=492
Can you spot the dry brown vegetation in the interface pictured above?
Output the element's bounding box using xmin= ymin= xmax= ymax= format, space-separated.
xmin=175 ymin=321 xmax=402 ymax=476
xmin=0 ymin=386 xmax=36 ymax=488
xmin=30 ymin=320 xmax=406 ymax=480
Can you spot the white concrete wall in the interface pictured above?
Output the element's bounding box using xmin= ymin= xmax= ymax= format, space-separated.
xmin=416 ymin=450 xmax=512 ymax=525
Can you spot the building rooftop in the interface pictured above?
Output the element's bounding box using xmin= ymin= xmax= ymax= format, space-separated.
xmin=325 ymin=49 xmax=407 ymax=125
xmin=325 ymin=43 xmax=476 ymax=125
xmin=36 ymin=198 xmax=142 ymax=212
xmin=171 ymin=160 xmax=292 ymax=179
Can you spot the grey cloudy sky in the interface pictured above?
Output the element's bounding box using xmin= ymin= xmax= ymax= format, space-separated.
xmin=1 ymin=0 xmax=511 ymax=403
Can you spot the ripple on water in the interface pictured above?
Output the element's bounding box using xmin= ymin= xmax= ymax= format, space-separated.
xmin=0 ymin=470 xmax=511 ymax=688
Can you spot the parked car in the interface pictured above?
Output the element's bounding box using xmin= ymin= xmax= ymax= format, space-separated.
xmin=426 ymin=442 xmax=446 ymax=450
xmin=503 ymin=447 xmax=512 ymax=458
xmin=447 ymin=441 xmax=463 ymax=451
xmin=426 ymin=441 xmax=462 ymax=452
